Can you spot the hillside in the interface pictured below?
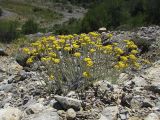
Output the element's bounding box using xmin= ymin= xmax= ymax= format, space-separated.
xmin=0 ymin=0 xmax=86 ymax=29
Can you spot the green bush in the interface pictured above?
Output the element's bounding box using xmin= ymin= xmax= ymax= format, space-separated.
xmin=22 ymin=19 xmax=38 ymax=34
xmin=132 ymin=35 xmax=153 ymax=54
xmin=0 ymin=20 xmax=19 ymax=43
xmin=70 ymin=0 xmax=160 ymax=33
xmin=0 ymin=8 xmax=2 ymax=16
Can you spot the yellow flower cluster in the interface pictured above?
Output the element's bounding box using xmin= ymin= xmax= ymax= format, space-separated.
xmin=113 ymin=40 xmax=141 ymax=69
xmin=74 ymin=52 xmax=81 ymax=57
xmin=83 ymin=72 xmax=91 ymax=78
xmin=23 ymin=32 xmax=144 ymax=81
xmin=84 ymin=57 xmax=94 ymax=67
xmin=124 ymin=40 xmax=138 ymax=49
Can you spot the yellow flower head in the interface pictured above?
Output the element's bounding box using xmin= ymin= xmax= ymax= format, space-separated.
xmin=120 ymin=56 xmax=128 ymax=62
xmin=23 ymin=48 xmax=30 ymax=54
xmin=64 ymin=47 xmax=71 ymax=51
xmin=114 ymin=47 xmax=124 ymax=54
xmin=105 ymin=45 xmax=113 ymax=51
xmin=128 ymin=54 xmax=137 ymax=61
xmin=49 ymin=52 xmax=57 ymax=57
xmin=73 ymin=44 xmax=79 ymax=49
xmin=83 ymin=72 xmax=91 ymax=78
xmin=133 ymin=62 xmax=140 ymax=68
xmin=84 ymin=57 xmax=92 ymax=62
xmin=56 ymin=46 xmax=62 ymax=50
xmin=48 ymin=36 xmax=56 ymax=41
xmin=116 ymin=61 xmax=126 ymax=69
xmin=86 ymin=60 xmax=94 ymax=67
xmin=131 ymin=50 xmax=139 ymax=54
xmin=53 ymin=59 xmax=60 ymax=64
xmin=27 ymin=56 xmax=34 ymax=64
xmin=81 ymin=43 xmax=86 ymax=46
xmin=59 ymin=39 xmax=65 ymax=44
xmin=68 ymin=35 xmax=74 ymax=39
xmin=41 ymin=57 xmax=47 ymax=62
xmin=89 ymin=32 xmax=99 ymax=37
xmin=74 ymin=52 xmax=81 ymax=57
xmin=49 ymin=75 xmax=54 ymax=80
xmin=112 ymin=42 xmax=118 ymax=46
xmin=126 ymin=40 xmax=138 ymax=49
xmin=89 ymin=49 xmax=96 ymax=53
xmin=107 ymin=33 xmax=113 ymax=38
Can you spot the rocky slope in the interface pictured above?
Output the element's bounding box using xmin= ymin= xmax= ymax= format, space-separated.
xmin=0 ymin=26 xmax=160 ymax=120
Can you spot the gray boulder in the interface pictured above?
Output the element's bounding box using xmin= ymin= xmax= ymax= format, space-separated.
xmin=144 ymin=113 xmax=159 ymax=120
xmin=101 ymin=106 xmax=118 ymax=120
xmin=54 ymin=95 xmax=82 ymax=110
xmin=0 ymin=107 xmax=23 ymax=120
xmin=66 ymin=108 xmax=76 ymax=120
xmin=23 ymin=108 xmax=59 ymax=120
xmin=0 ymin=48 xmax=8 ymax=56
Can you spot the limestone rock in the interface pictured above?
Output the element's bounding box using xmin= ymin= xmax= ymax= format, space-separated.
xmin=98 ymin=27 xmax=107 ymax=33
xmin=144 ymin=113 xmax=159 ymax=120
xmin=132 ymin=76 xmax=147 ymax=87
xmin=142 ymin=99 xmax=155 ymax=108
xmin=99 ymin=114 xmax=109 ymax=120
xmin=23 ymin=108 xmax=59 ymax=120
xmin=66 ymin=108 xmax=76 ymax=120
xmin=26 ymin=103 xmax=45 ymax=115
xmin=0 ymin=48 xmax=8 ymax=56
xmin=54 ymin=95 xmax=82 ymax=110
xmin=0 ymin=107 xmax=23 ymax=120
xmin=0 ymin=57 xmax=23 ymax=75
xmin=101 ymin=106 xmax=118 ymax=120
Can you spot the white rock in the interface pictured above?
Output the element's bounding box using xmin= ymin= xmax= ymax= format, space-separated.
xmin=144 ymin=113 xmax=159 ymax=120
xmin=66 ymin=108 xmax=76 ymax=120
xmin=132 ymin=76 xmax=147 ymax=87
xmin=98 ymin=27 xmax=107 ymax=32
xmin=101 ymin=106 xmax=118 ymax=120
xmin=0 ymin=107 xmax=23 ymax=120
xmin=23 ymin=108 xmax=59 ymax=120
xmin=66 ymin=91 xmax=76 ymax=97
xmin=0 ymin=57 xmax=23 ymax=75
xmin=142 ymin=60 xmax=160 ymax=93
xmin=26 ymin=103 xmax=45 ymax=114
xmin=119 ymin=73 xmax=129 ymax=82
xmin=99 ymin=114 xmax=109 ymax=120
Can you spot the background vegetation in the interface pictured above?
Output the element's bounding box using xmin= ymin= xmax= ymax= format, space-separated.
xmin=1 ymin=0 xmax=160 ymax=41
xmin=79 ymin=0 xmax=160 ymax=32
xmin=55 ymin=0 xmax=160 ymax=34
xmin=0 ymin=20 xmax=19 ymax=43
xmin=22 ymin=19 xmax=38 ymax=34
xmin=0 ymin=8 xmax=2 ymax=16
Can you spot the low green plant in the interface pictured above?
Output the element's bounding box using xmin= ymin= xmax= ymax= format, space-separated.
xmin=0 ymin=8 xmax=2 ymax=16
xmin=22 ymin=19 xmax=38 ymax=34
xmin=0 ymin=20 xmax=19 ymax=43
xmin=132 ymin=35 xmax=153 ymax=54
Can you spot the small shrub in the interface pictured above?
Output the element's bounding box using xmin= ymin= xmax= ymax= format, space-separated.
xmin=0 ymin=20 xmax=19 ymax=43
xmin=32 ymin=7 xmax=42 ymax=12
xmin=0 ymin=8 xmax=2 ymax=16
xmin=15 ymin=52 xmax=28 ymax=67
xmin=132 ymin=35 xmax=153 ymax=54
xmin=22 ymin=19 xmax=38 ymax=34
xmin=23 ymin=32 xmax=146 ymax=95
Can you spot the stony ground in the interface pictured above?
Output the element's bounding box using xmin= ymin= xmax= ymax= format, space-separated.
xmin=0 ymin=26 xmax=160 ymax=120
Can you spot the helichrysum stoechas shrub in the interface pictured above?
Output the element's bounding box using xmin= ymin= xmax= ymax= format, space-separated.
xmin=23 ymin=32 xmax=146 ymax=94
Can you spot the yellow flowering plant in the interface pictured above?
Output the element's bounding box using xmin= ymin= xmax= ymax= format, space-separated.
xmin=23 ymin=32 xmax=146 ymax=94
